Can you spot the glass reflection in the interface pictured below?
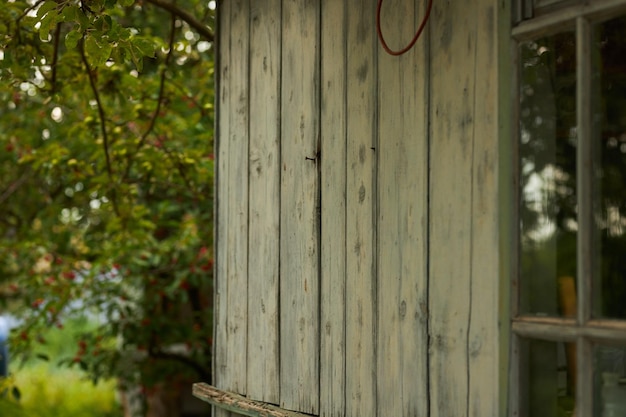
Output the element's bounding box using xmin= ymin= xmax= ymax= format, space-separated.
xmin=519 ymin=32 xmax=578 ymax=317
xmin=592 ymin=16 xmax=626 ymax=319
xmin=520 ymin=338 xmax=577 ymax=417
xmin=594 ymin=344 xmax=626 ymax=417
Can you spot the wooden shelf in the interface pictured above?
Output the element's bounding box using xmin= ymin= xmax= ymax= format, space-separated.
xmin=192 ymin=383 xmax=315 ymax=417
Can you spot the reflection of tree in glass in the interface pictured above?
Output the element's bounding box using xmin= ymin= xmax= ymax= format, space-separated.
xmin=519 ymin=18 xmax=626 ymax=319
xmin=594 ymin=16 xmax=626 ymax=319
xmin=520 ymin=32 xmax=576 ymax=240
xmin=519 ymin=32 xmax=577 ymax=316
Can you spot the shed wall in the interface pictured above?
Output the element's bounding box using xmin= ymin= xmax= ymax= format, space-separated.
xmin=214 ymin=0 xmax=506 ymax=416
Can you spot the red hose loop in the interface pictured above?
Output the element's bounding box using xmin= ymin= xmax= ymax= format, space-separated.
xmin=376 ymin=0 xmax=434 ymax=56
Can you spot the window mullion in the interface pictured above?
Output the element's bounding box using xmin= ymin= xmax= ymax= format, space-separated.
xmin=512 ymin=38 xmax=521 ymax=320
xmin=576 ymin=16 xmax=593 ymax=417
xmin=576 ymin=337 xmax=593 ymax=416
xmin=576 ymin=16 xmax=592 ymax=327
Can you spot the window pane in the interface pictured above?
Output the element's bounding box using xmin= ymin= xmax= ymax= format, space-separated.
xmin=520 ymin=338 xmax=577 ymax=417
xmin=519 ymin=32 xmax=577 ymax=317
xmin=594 ymin=344 xmax=626 ymax=416
xmin=592 ymin=16 xmax=626 ymax=319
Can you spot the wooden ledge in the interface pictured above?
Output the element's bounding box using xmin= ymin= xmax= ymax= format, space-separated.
xmin=192 ymin=383 xmax=315 ymax=417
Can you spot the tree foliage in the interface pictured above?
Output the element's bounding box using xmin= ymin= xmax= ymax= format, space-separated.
xmin=0 ymin=0 xmax=215 ymax=399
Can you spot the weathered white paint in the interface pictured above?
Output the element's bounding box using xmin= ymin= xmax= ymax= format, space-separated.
xmin=344 ymin=1 xmax=377 ymax=416
xmin=428 ymin=0 xmax=500 ymax=416
xmin=279 ymin=0 xmax=320 ymax=413
xmin=319 ymin=0 xmax=347 ymax=416
xmin=214 ymin=1 xmax=249 ymax=416
xmin=376 ymin=0 xmax=429 ymax=416
xmin=214 ymin=0 xmax=504 ymax=416
xmin=468 ymin=2 xmax=500 ymax=416
xmin=247 ymin=0 xmax=281 ymax=404
xmin=428 ymin=0 xmax=474 ymax=413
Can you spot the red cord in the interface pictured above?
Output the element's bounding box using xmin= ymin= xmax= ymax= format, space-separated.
xmin=376 ymin=0 xmax=434 ymax=56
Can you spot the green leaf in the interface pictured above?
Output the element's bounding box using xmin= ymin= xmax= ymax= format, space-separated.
xmin=84 ymin=34 xmax=113 ymax=67
xmin=126 ymin=43 xmax=143 ymax=72
xmin=119 ymin=0 xmax=135 ymax=6
xmin=131 ymin=37 xmax=156 ymax=58
xmin=65 ymin=30 xmax=82 ymax=49
xmin=36 ymin=353 xmax=50 ymax=361
xmin=36 ymin=0 xmax=57 ymax=19
xmin=61 ymin=5 xmax=80 ymax=23
xmin=38 ymin=9 xmax=58 ymax=41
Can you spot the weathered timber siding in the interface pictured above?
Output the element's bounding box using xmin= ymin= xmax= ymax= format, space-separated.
xmin=213 ymin=0 xmax=505 ymax=416
xmin=319 ymin=0 xmax=347 ymax=416
xmin=214 ymin=0 xmax=248 ymax=406
xmin=247 ymin=0 xmax=281 ymax=405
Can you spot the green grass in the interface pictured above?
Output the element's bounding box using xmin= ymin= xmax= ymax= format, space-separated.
xmin=0 ymin=364 xmax=122 ymax=417
xmin=0 ymin=316 xmax=123 ymax=417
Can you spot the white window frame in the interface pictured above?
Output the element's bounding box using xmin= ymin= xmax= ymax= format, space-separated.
xmin=511 ymin=1 xmax=626 ymax=415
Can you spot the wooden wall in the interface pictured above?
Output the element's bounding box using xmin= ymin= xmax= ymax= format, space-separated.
xmin=214 ymin=0 xmax=506 ymax=416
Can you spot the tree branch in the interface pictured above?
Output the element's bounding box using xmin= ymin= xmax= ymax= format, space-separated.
xmin=148 ymin=347 xmax=211 ymax=382
xmin=0 ymin=173 xmax=30 ymax=207
xmin=138 ymin=14 xmax=176 ymax=149
xmin=79 ymin=39 xmax=120 ymax=217
xmin=123 ymin=14 xmax=176 ymax=181
xmin=50 ymin=22 xmax=62 ymax=93
xmin=144 ymin=0 xmax=214 ymax=42
xmin=15 ymin=0 xmax=46 ymax=40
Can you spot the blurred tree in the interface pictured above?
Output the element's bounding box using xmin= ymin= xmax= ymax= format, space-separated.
xmin=0 ymin=0 xmax=215 ymax=414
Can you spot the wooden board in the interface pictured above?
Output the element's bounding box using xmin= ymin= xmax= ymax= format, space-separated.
xmin=214 ymin=1 xmax=248 ymax=416
xmin=467 ymin=2 xmax=500 ymax=416
xmin=376 ymin=0 xmax=430 ymax=415
xmin=344 ymin=1 xmax=377 ymax=416
xmin=213 ymin=0 xmax=229 ymax=394
xmin=247 ymin=0 xmax=281 ymax=404
xmin=279 ymin=0 xmax=320 ymax=413
xmin=223 ymin=0 xmax=250 ymax=397
xmin=212 ymin=1 xmax=228 ymax=416
xmin=428 ymin=0 xmax=474 ymax=415
xmin=428 ymin=0 xmax=501 ymax=415
xmin=213 ymin=0 xmax=506 ymax=415
xmin=497 ymin=2 xmax=513 ymax=415
xmin=193 ymin=384 xmax=313 ymax=417
xmin=319 ymin=0 xmax=347 ymax=416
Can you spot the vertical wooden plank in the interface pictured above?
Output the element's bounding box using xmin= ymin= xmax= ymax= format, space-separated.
xmin=498 ymin=1 xmax=514 ymax=415
xmin=213 ymin=1 xmax=230 ymax=416
xmin=214 ymin=0 xmax=230 ymax=394
xmin=319 ymin=0 xmax=347 ymax=416
xmin=280 ymin=0 xmax=320 ymax=413
xmin=344 ymin=1 xmax=377 ymax=416
xmin=376 ymin=0 xmax=429 ymax=416
xmin=214 ymin=1 xmax=248 ymax=416
xmin=224 ymin=0 xmax=249 ymax=397
xmin=247 ymin=0 xmax=281 ymax=404
xmin=468 ymin=1 xmax=500 ymax=416
xmin=215 ymin=0 xmax=249 ymax=399
xmin=428 ymin=0 xmax=475 ymax=414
